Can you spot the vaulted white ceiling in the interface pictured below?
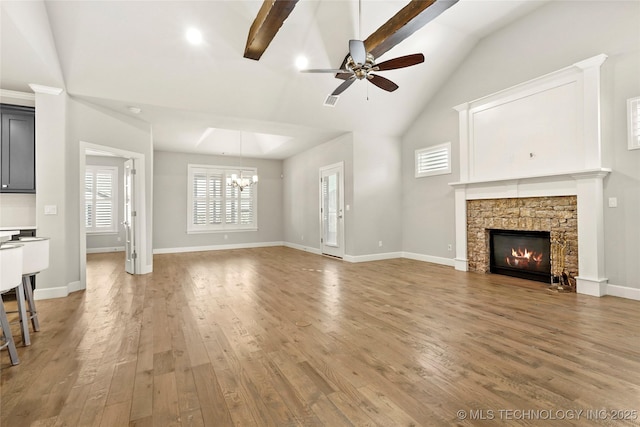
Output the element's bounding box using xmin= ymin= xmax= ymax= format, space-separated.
xmin=1 ymin=0 xmax=547 ymax=159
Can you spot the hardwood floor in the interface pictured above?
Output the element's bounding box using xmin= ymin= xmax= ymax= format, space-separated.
xmin=1 ymin=247 xmax=639 ymax=426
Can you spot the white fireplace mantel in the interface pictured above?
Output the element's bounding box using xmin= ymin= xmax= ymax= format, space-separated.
xmin=450 ymin=169 xmax=610 ymax=297
xmin=450 ymin=54 xmax=611 ymax=297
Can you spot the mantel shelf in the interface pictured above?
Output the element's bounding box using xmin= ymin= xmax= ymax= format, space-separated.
xmin=449 ymin=168 xmax=611 ymax=188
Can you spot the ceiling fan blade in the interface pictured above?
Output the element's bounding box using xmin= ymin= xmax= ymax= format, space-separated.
xmin=332 ymin=77 xmax=356 ymax=96
xmin=301 ymin=69 xmax=352 ymax=74
xmin=375 ymin=53 xmax=425 ymax=71
xmin=349 ymin=39 xmax=366 ymax=64
xmin=367 ymin=74 xmax=399 ymax=92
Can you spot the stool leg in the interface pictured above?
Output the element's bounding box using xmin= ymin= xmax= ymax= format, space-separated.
xmin=0 ymin=296 xmax=20 ymax=365
xmin=23 ymin=276 xmax=40 ymax=332
xmin=17 ymin=279 xmax=30 ymax=346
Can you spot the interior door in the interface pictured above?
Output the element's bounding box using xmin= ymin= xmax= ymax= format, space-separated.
xmin=320 ymin=163 xmax=344 ymax=258
xmin=123 ymin=159 xmax=136 ymax=274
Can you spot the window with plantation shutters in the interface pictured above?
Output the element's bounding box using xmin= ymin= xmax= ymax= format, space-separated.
xmin=85 ymin=165 xmax=118 ymax=233
xmin=187 ymin=164 xmax=257 ymax=232
xmin=628 ymin=96 xmax=640 ymax=150
xmin=415 ymin=142 xmax=452 ymax=178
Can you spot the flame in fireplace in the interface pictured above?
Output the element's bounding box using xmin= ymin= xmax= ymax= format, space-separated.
xmin=506 ymin=247 xmax=544 ymax=268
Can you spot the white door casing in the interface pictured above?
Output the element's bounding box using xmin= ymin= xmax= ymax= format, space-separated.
xmin=320 ymin=162 xmax=344 ymax=258
xmin=124 ymin=159 xmax=136 ymax=274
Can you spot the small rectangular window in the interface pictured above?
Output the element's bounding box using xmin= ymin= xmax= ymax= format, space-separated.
xmin=628 ymin=96 xmax=640 ymax=150
xmin=415 ymin=142 xmax=451 ymax=178
xmin=85 ymin=165 xmax=118 ymax=233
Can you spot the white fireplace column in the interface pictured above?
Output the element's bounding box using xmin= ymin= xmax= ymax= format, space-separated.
xmin=573 ymin=171 xmax=609 ymax=296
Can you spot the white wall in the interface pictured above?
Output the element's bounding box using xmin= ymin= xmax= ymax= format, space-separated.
xmin=68 ymin=97 xmax=153 ymax=272
xmin=85 ymin=155 xmax=126 ymax=251
xmin=352 ymin=132 xmax=402 ymax=257
xmin=33 ymin=90 xmax=68 ymax=298
xmin=282 ymin=131 xmax=402 ymax=259
xmin=401 ymin=1 xmax=640 ymax=290
xmin=153 ymin=150 xmax=283 ymax=251
xmin=283 ymin=133 xmax=353 ymax=254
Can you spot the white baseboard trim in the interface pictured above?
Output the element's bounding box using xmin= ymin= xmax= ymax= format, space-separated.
xmin=606 ymin=283 xmax=640 ymax=301
xmin=283 ymin=242 xmax=322 ymax=255
xmin=67 ymin=280 xmax=83 ymax=293
xmin=283 ymin=244 xmax=456 ymax=266
xmin=153 ymin=241 xmax=284 ymax=255
xmin=86 ymin=246 xmax=125 ymax=254
xmin=34 ymin=280 xmax=85 ymax=300
xmin=402 ymin=252 xmax=456 ymax=267
xmin=576 ymin=276 xmax=608 ymax=297
xmin=344 ymin=252 xmax=403 ymax=263
xmin=34 ymin=286 xmax=68 ymax=300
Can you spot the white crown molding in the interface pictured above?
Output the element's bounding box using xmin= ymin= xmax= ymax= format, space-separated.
xmin=28 ymin=84 xmax=64 ymax=95
xmin=0 ymin=89 xmax=35 ymax=101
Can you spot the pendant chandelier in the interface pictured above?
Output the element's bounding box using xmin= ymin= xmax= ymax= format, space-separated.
xmin=226 ymin=131 xmax=258 ymax=192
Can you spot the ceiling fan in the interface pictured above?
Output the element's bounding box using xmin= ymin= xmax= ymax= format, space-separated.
xmin=302 ymin=40 xmax=424 ymax=96
xmin=301 ymin=0 xmax=425 ymax=96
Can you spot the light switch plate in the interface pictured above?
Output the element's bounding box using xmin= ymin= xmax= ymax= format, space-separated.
xmin=44 ymin=205 xmax=57 ymax=215
xmin=608 ymin=197 xmax=618 ymax=208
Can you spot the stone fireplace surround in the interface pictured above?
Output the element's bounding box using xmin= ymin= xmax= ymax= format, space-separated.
xmin=467 ymin=195 xmax=578 ymax=278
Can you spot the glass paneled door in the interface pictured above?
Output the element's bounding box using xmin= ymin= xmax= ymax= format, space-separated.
xmin=123 ymin=159 xmax=136 ymax=274
xmin=320 ymin=162 xmax=344 ymax=258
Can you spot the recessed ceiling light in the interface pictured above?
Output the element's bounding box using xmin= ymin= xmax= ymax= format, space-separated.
xmin=295 ymin=55 xmax=309 ymax=70
xmin=127 ymin=106 xmax=141 ymax=114
xmin=185 ymin=28 xmax=203 ymax=45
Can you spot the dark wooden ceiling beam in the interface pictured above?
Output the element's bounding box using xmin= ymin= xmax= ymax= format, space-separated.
xmin=365 ymin=0 xmax=458 ymax=59
xmin=244 ymin=0 xmax=299 ymax=61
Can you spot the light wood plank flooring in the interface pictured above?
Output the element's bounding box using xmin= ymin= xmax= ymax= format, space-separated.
xmin=1 ymin=247 xmax=639 ymax=426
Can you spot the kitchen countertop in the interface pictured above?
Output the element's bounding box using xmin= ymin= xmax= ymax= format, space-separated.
xmin=0 ymin=226 xmax=37 ymax=231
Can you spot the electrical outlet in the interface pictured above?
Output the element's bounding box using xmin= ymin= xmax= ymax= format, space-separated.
xmin=378 ymin=241 xmax=383 ymax=247
xmin=301 ymin=235 xmax=304 ymax=241
xmin=448 ymin=244 xmax=453 ymax=251
xmin=224 ymin=234 xmax=228 ymax=240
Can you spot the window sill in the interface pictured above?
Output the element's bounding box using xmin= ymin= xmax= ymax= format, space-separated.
xmin=186 ymin=228 xmax=258 ymax=235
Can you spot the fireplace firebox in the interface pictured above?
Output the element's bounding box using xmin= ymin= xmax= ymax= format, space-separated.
xmin=489 ymin=230 xmax=551 ymax=283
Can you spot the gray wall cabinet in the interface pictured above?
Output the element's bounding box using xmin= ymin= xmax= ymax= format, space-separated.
xmin=0 ymin=104 xmax=35 ymax=193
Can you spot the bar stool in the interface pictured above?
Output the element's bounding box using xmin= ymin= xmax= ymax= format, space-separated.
xmin=0 ymin=244 xmax=24 ymax=365
xmin=17 ymin=237 xmax=49 ymax=346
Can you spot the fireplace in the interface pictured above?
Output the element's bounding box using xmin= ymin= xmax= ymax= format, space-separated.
xmin=490 ymin=229 xmax=551 ymax=283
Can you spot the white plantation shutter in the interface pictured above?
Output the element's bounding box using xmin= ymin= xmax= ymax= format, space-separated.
xmin=85 ymin=166 xmax=118 ymax=233
xmin=226 ymin=183 xmax=239 ymax=224
xmin=629 ymin=97 xmax=640 ymax=150
xmin=209 ymin=173 xmax=223 ymax=225
xmin=188 ymin=165 xmax=257 ymax=232
xmin=415 ymin=142 xmax=452 ymax=178
xmin=192 ymin=172 xmax=207 ymax=225
xmin=240 ymin=184 xmax=254 ymax=225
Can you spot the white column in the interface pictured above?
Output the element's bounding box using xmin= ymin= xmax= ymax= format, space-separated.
xmin=453 ymin=186 xmax=468 ymax=271
xmin=29 ymin=84 xmax=69 ymax=299
xmin=573 ymin=171 xmax=609 ymax=296
xmin=574 ymin=54 xmax=607 ymax=169
xmin=453 ymin=103 xmax=470 ymax=182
